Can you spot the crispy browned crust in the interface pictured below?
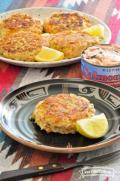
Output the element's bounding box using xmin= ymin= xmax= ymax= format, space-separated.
xmin=4 ymin=13 xmax=33 ymax=28
xmin=32 ymin=93 xmax=95 ymax=134
xmin=49 ymin=31 xmax=100 ymax=58
xmin=1 ymin=13 xmax=43 ymax=36
xmin=43 ymin=11 xmax=92 ymax=33
xmin=0 ymin=31 xmax=42 ymax=61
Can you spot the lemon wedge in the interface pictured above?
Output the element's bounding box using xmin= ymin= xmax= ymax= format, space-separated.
xmin=76 ymin=113 xmax=108 ymax=139
xmin=83 ymin=24 xmax=105 ymax=39
xmin=35 ymin=46 xmax=64 ymax=62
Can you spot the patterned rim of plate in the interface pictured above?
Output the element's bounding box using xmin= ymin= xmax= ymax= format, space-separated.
xmin=0 ymin=79 xmax=120 ymax=153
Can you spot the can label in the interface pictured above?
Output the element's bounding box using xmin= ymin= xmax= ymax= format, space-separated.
xmin=81 ymin=60 xmax=120 ymax=89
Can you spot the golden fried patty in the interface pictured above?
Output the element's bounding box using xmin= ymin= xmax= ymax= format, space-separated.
xmin=32 ymin=93 xmax=95 ymax=134
xmin=0 ymin=31 xmax=42 ymax=61
xmin=43 ymin=11 xmax=91 ymax=33
xmin=49 ymin=31 xmax=100 ymax=58
xmin=0 ymin=13 xmax=43 ymax=37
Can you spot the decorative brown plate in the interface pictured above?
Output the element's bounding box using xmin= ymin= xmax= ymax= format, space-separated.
xmin=0 ymin=79 xmax=120 ymax=153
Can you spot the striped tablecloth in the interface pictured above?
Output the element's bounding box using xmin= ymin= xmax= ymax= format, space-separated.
xmin=0 ymin=1 xmax=120 ymax=181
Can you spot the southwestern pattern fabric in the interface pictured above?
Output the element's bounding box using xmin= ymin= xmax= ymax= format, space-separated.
xmin=0 ymin=0 xmax=120 ymax=181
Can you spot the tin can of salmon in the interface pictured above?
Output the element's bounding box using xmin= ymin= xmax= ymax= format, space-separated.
xmin=81 ymin=45 xmax=120 ymax=89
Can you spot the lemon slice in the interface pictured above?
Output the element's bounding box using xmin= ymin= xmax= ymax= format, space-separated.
xmin=35 ymin=46 xmax=64 ymax=62
xmin=83 ymin=24 xmax=105 ymax=39
xmin=76 ymin=113 xmax=108 ymax=139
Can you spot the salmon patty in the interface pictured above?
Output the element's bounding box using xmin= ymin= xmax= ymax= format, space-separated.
xmin=43 ymin=11 xmax=92 ymax=33
xmin=32 ymin=93 xmax=95 ymax=134
xmin=0 ymin=13 xmax=43 ymax=38
xmin=0 ymin=31 xmax=42 ymax=61
xmin=49 ymin=31 xmax=100 ymax=58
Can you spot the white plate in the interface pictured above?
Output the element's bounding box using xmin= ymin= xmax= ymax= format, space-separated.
xmin=0 ymin=7 xmax=111 ymax=68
